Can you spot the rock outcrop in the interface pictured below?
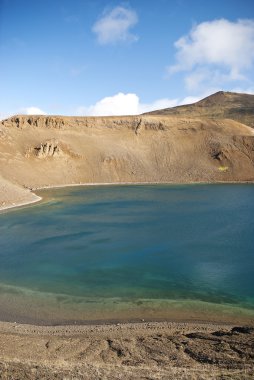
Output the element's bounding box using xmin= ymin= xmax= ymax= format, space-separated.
xmin=34 ymin=140 xmax=62 ymax=158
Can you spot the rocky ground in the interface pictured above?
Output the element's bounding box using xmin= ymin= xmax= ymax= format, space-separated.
xmin=0 ymin=321 xmax=253 ymax=379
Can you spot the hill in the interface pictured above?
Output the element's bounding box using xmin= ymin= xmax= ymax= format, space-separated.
xmin=0 ymin=91 xmax=254 ymax=210
xmin=145 ymin=91 xmax=254 ymax=128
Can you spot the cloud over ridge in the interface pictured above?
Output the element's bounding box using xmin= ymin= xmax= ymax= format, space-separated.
xmin=76 ymin=92 xmax=200 ymax=116
xmin=21 ymin=107 xmax=47 ymax=115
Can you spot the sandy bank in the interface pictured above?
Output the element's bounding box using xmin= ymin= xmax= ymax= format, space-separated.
xmin=0 ymin=180 xmax=168 ymax=212
xmin=0 ymin=176 xmax=41 ymax=212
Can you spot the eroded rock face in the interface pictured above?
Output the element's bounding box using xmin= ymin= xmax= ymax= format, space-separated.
xmin=1 ymin=116 xmax=66 ymax=129
xmin=34 ymin=140 xmax=62 ymax=158
xmin=210 ymin=142 xmax=229 ymax=164
xmin=24 ymin=139 xmax=82 ymax=160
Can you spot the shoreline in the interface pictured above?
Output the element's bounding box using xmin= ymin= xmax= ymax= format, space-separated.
xmin=0 ymin=194 xmax=42 ymax=213
xmin=33 ymin=179 xmax=254 ymax=191
xmin=1 ymin=179 xmax=254 ymax=213
xmin=0 ymin=319 xmax=240 ymax=336
xmin=0 ymin=281 xmax=253 ymax=328
xmin=0 ymin=316 xmax=252 ymax=334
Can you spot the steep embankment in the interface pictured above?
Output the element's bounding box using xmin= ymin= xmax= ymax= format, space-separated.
xmin=1 ymin=92 xmax=254 ymax=210
xmin=0 ymin=175 xmax=40 ymax=210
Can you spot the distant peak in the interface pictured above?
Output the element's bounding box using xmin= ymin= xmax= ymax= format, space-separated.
xmin=143 ymin=91 xmax=254 ymax=127
xmin=200 ymin=91 xmax=229 ymax=100
xmin=196 ymin=90 xmax=245 ymax=106
xmin=214 ymin=91 xmax=226 ymax=95
xmin=201 ymin=90 xmax=253 ymax=100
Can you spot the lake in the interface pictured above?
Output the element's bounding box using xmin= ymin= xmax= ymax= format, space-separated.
xmin=0 ymin=184 xmax=254 ymax=325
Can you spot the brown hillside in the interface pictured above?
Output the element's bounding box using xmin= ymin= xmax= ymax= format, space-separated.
xmin=1 ymin=92 xmax=254 ymax=210
xmin=145 ymin=91 xmax=254 ymax=128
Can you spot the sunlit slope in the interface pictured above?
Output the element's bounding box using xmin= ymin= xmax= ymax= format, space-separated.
xmin=145 ymin=91 xmax=254 ymax=128
xmin=1 ymin=106 xmax=254 ymax=192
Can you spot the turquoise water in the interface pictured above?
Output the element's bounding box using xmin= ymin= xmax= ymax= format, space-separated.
xmin=0 ymin=184 xmax=254 ymax=324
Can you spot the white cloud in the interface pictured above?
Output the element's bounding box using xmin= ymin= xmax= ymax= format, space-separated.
xmin=0 ymin=112 xmax=11 ymax=121
xmin=184 ymin=68 xmax=210 ymax=91
xmin=138 ymin=98 xmax=179 ymax=113
xmin=75 ymin=92 xmax=199 ymax=116
xmin=184 ymin=68 xmax=238 ymax=91
xmin=0 ymin=107 xmax=47 ymax=120
xmin=230 ymin=86 xmax=254 ymax=95
xmin=179 ymin=95 xmax=202 ymax=105
xmin=168 ymin=19 xmax=254 ymax=89
xmin=92 ymin=6 xmax=138 ymax=44
xmin=21 ymin=107 xmax=47 ymax=115
xmin=77 ymin=93 xmax=139 ymax=116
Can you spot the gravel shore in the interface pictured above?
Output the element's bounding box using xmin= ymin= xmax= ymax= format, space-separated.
xmin=0 ymin=320 xmax=253 ymax=379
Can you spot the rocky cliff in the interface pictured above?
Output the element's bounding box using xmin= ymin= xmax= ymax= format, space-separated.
xmin=0 ymin=91 xmax=254 ymax=209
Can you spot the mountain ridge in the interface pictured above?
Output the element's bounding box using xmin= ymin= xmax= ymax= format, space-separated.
xmin=144 ymin=91 xmax=254 ymax=128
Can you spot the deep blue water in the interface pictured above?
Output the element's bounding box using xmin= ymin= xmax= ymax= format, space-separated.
xmin=0 ymin=184 xmax=254 ymax=323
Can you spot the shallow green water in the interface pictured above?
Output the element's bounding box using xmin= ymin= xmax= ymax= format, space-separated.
xmin=0 ymin=184 xmax=254 ymax=324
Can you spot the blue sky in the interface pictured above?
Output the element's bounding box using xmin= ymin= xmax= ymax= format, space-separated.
xmin=0 ymin=0 xmax=254 ymax=117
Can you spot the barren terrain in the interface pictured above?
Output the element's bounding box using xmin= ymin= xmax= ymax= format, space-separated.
xmin=1 ymin=91 xmax=254 ymax=211
xmin=0 ymin=321 xmax=253 ymax=379
xmin=0 ymin=92 xmax=254 ymax=379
